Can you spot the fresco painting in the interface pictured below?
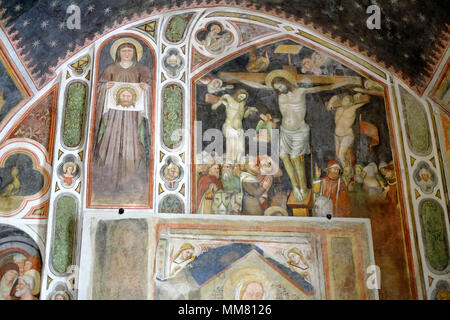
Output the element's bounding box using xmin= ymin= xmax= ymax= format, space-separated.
xmin=92 ymin=219 xmax=148 ymax=300
xmin=162 ymin=84 xmax=183 ymax=150
xmin=9 ymin=87 xmax=57 ymax=154
xmin=439 ymin=113 xmax=450 ymax=183
xmin=431 ymin=280 xmax=450 ymax=300
xmin=0 ymin=50 xmax=28 ymax=128
xmin=192 ymin=37 xmax=413 ymax=299
xmin=62 ymin=82 xmax=88 ymax=148
xmin=48 ymin=283 xmax=72 ymax=300
xmin=155 ymin=240 xmax=318 ymax=300
xmin=88 ymin=36 xmax=154 ymax=208
xmin=151 ymin=218 xmax=374 ymax=300
xmin=158 ymin=195 xmax=184 ymax=214
xmin=230 ymin=21 xmax=277 ymax=46
xmin=0 ymin=2 xmax=447 ymax=302
xmin=51 ymin=196 xmax=77 ymax=274
xmin=165 ymin=13 xmax=194 ymax=43
xmin=160 ymin=156 xmax=183 ymax=191
xmin=69 ymin=55 xmax=90 ymax=76
xmin=56 ymin=155 xmax=80 ymax=189
xmin=329 ymin=236 xmax=360 ymax=300
xmin=0 ymin=152 xmax=46 ymax=215
xmin=419 ymin=199 xmax=449 ymax=273
xmin=0 ymin=224 xmax=42 ymax=300
xmin=82 ymin=216 xmax=375 ymax=300
xmin=399 ymin=86 xmax=432 ymax=156
xmin=162 ymin=49 xmax=184 ymax=78
xmin=431 ymin=63 xmax=450 ymax=110
xmin=0 ymin=1 xmax=446 ymax=94
xmin=196 ymin=22 xmax=234 ymax=55
xmin=413 ymin=162 xmax=438 ymax=195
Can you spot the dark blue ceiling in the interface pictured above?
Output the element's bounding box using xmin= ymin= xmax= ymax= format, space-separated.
xmin=0 ymin=0 xmax=448 ymax=90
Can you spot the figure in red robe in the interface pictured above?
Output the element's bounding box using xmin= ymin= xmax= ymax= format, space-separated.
xmin=317 ymin=160 xmax=352 ymax=217
xmin=196 ymin=163 xmax=223 ymax=213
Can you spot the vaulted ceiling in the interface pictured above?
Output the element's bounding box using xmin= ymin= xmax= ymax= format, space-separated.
xmin=0 ymin=0 xmax=448 ymax=93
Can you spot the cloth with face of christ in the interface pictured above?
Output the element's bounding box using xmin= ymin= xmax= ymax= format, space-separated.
xmin=104 ymin=82 xmax=147 ymax=114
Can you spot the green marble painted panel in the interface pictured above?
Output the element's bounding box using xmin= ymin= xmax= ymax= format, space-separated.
xmin=399 ymin=87 xmax=431 ymax=156
xmin=63 ymin=82 xmax=87 ymax=148
xmin=162 ymin=84 xmax=183 ymax=149
xmin=52 ymin=195 xmax=77 ymax=274
xmin=165 ymin=13 xmax=193 ymax=43
xmin=419 ymin=199 xmax=449 ymax=272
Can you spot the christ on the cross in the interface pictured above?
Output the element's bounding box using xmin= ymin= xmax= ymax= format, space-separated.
xmin=223 ymin=69 xmax=360 ymax=202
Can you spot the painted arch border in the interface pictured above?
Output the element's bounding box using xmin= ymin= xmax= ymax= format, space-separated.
xmin=189 ymin=9 xmax=388 ymax=83
xmin=392 ymin=81 xmax=450 ymax=299
xmin=0 ymin=42 xmax=33 ymax=134
xmin=2 ymin=0 xmax=442 ymax=95
xmin=0 ymin=222 xmax=46 ymax=262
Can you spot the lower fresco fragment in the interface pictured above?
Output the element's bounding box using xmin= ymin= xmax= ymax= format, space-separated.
xmin=91 ymin=219 xmax=149 ymax=300
xmin=83 ymin=217 xmax=375 ymax=300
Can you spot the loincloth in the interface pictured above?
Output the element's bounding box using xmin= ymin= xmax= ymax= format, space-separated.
xmin=280 ymin=124 xmax=311 ymax=157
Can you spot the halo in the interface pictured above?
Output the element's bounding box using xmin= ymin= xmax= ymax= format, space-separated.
xmin=222 ymin=267 xmax=272 ymax=299
xmin=51 ymin=290 xmax=70 ymax=300
xmin=63 ymin=162 xmax=77 ymax=175
xmin=25 ymin=269 xmax=41 ymax=296
xmin=172 ymin=242 xmax=199 ymax=260
xmin=285 ymin=247 xmax=303 ymax=258
xmin=264 ymin=206 xmax=288 ymax=216
xmin=13 ymin=253 xmax=27 ymax=263
xmin=110 ymin=37 xmax=143 ymax=62
xmin=113 ymin=85 xmax=139 ymax=105
xmin=259 ymin=155 xmax=280 ymax=176
xmin=164 ymin=162 xmax=180 ymax=178
xmin=265 ymin=69 xmax=297 ymax=89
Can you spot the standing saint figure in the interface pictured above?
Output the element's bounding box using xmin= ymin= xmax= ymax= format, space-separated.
xmin=211 ymin=89 xmax=257 ymax=164
xmin=92 ymin=37 xmax=152 ymax=204
xmin=238 ymin=70 xmax=359 ymax=202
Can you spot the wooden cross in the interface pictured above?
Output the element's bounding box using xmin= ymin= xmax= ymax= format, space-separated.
xmin=219 ymin=66 xmax=361 ymax=86
xmin=218 ymin=44 xmax=361 ymax=86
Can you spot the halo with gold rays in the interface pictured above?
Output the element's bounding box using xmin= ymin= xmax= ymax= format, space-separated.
xmin=222 ymin=267 xmax=273 ymax=300
xmin=110 ymin=37 xmax=144 ymax=62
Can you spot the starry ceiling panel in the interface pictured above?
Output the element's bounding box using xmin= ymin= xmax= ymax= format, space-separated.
xmin=0 ymin=0 xmax=448 ymax=92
